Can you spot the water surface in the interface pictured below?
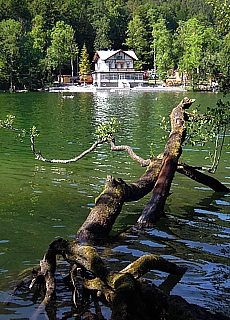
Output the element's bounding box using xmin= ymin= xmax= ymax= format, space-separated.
xmin=0 ymin=90 xmax=229 ymax=319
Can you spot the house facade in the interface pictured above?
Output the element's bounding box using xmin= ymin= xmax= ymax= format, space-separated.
xmin=92 ymin=49 xmax=143 ymax=88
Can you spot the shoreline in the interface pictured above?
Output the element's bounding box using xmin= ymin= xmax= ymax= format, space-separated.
xmin=49 ymin=84 xmax=187 ymax=93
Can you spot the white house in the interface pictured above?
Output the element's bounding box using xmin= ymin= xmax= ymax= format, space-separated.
xmin=92 ymin=49 xmax=143 ymax=88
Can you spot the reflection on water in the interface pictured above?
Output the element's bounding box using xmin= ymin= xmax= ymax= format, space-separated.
xmin=0 ymin=91 xmax=229 ymax=318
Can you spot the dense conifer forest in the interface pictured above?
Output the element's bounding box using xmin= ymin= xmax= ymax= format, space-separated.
xmin=0 ymin=0 xmax=229 ymax=90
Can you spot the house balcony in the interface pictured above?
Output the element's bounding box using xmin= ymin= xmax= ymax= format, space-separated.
xmin=109 ymin=68 xmax=136 ymax=72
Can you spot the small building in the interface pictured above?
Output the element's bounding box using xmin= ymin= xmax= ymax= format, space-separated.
xmin=92 ymin=49 xmax=143 ymax=88
xmin=58 ymin=75 xmax=71 ymax=83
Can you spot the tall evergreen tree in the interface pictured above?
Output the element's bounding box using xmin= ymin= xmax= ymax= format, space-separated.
xmin=79 ymin=43 xmax=91 ymax=76
xmin=105 ymin=0 xmax=129 ymax=49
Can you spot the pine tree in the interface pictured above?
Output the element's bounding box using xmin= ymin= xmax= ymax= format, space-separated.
xmin=79 ymin=43 xmax=91 ymax=75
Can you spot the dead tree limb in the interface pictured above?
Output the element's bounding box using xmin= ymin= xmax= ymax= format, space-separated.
xmin=30 ymin=134 xmax=151 ymax=166
xmin=109 ymin=139 xmax=150 ymax=167
xmin=30 ymin=135 xmax=105 ymax=163
xmin=137 ymin=97 xmax=195 ymax=226
xmin=177 ymin=162 xmax=229 ymax=192
xmin=75 ymin=97 xmax=229 ymax=241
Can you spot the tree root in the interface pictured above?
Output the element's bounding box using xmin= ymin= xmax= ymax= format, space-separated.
xmin=29 ymin=238 xmax=230 ymax=320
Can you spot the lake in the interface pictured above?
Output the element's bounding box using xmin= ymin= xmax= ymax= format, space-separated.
xmin=0 ymin=90 xmax=229 ymax=319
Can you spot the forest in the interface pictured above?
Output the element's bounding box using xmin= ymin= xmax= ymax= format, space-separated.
xmin=0 ymin=0 xmax=229 ymax=91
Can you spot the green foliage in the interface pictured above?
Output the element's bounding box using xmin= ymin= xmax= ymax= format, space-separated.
xmin=30 ymin=125 xmax=39 ymax=137
xmin=186 ymin=99 xmax=229 ymax=171
xmin=92 ymin=16 xmax=111 ymax=51
xmin=186 ymin=100 xmax=230 ymax=146
xmin=174 ymin=18 xmax=205 ymax=86
xmin=124 ymin=14 xmax=148 ymax=68
xmin=149 ymin=142 xmax=155 ymax=158
xmin=218 ymin=31 xmax=230 ymax=92
xmin=207 ymin=0 xmax=230 ymax=33
xmin=150 ymin=18 xmax=173 ymax=80
xmin=159 ymin=116 xmax=171 ymax=143
xmin=0 ymin=0 xmax=229 ymax=89
xmin=0 ymin=114 xmax=15 ymax=129
xmin=0 ymin=19 xmax=23 ymax=89
xmin=159 ymin=100 xmax=230 ymax=171
xmin=95 ymin=118 xmax=120 ymax=140
xmin=46 ymin=21 xmax=78 ymax=76
xmin=0 ymin=115 xmax=39 ymax=142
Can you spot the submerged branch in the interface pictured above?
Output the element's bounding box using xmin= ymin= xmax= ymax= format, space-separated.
xmin=177 ymin=162 xmax=229 ymax=192
xmin=120 ymin=254 xmax=187 ymax=279
xmin=31 ymin=239 xmax=228 ymax=320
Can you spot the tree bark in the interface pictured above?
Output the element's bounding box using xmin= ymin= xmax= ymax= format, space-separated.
xmin=76 ymin=158 xmax=163 ymax=242
xmin=138 ymin=97 xmax=195 ymax=226
xmin=177 ymin=162 xmax=229 ymax=192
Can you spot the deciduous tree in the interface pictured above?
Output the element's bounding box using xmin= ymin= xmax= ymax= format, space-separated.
xmin=0 ymin=18 xmax=22 ymax=91
xmin=174 ymin=18 xmax=204 ymax=87
xmin=125 ymin=13 xmax=148 ymax=69
xmin=151 ymin=18 xmax=173 ymax=81
xmin=45 ymin=21 xmax=78 ymax=78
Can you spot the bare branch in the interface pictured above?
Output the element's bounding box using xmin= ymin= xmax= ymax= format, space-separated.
xmin=30 ymin=134 xmax=105 ymax=163
xmin=109 ymin=140 xmax=150 ymax=167
xmin=30 ymin=134 xmax=151 ymax=166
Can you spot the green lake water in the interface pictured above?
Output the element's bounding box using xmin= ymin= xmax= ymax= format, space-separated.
xmin=0 ymin=90 xmax=229 ymax=319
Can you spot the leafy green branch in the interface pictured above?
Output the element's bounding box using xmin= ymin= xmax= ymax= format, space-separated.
xmin=0 ymin=116 xmax=149 ymax=166
xmin=0 ymin=115 xmax=39 ymax=141
xmin=160 ymin=99 xmax=230 ymax=172
xmin=95 ymin=117 xmax=120 ymax=140
xmin=0 ymin=114 xmax=16 ymax=129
